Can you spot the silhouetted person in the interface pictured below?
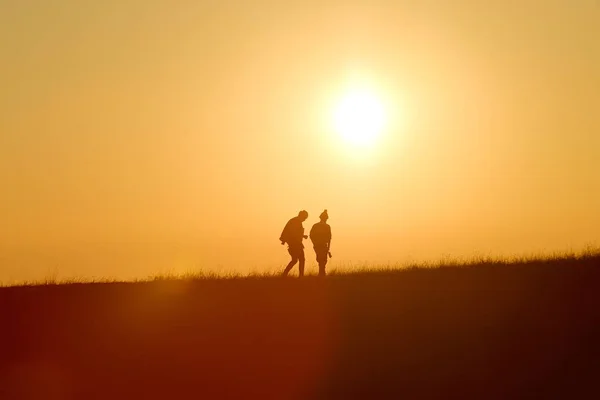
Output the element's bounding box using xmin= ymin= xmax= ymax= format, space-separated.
xmin=280 ymin=210 xmax=309 ymax=277
xmin=310 ymin=209 xmax=332 ymax=277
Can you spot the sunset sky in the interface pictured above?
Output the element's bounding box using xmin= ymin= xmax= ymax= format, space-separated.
xmin=1 ymin=1 xmax=599 ymax=281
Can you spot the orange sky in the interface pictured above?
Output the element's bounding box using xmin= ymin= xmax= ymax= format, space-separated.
xmin=1 ymin=1 xmax=599 ymax=281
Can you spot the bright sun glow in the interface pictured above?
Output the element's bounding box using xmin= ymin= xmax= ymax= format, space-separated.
xmin=333 ymin=88 xmax=387 ymax=147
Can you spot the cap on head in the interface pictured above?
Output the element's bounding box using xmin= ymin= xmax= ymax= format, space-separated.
xmin=320 ymin=209 xmax=328 ymax=221
xmin=298 ymin=210 xmax=309 ymax=219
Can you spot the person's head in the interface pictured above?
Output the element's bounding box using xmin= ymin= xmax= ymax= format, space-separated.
xmin=298 ymin=210 xmax=309 ymax=221
xmin=319 ymin=209 xmax=329 ymax=222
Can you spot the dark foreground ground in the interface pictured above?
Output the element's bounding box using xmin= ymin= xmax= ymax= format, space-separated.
xmin=1 ymin=256 xmax=600 ymax=399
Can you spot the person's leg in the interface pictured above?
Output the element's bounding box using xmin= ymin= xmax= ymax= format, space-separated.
xmin=316 ymin=248 xmax=327 ymax=276
xmin=318 ymin=261 xmax=326 ymax=277
xmin=298 ymin=250 xmax=305 ymax=277
xmin=283 ymin=257 xmax=298 ymax=276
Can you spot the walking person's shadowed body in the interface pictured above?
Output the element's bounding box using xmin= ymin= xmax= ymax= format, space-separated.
xmin=280 ymin=210 xmax=309 ymax=277
xmin=310 ymin=209 xmax=332 ymax=277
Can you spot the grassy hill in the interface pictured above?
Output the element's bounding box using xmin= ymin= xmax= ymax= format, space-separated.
xmin=1 ymin=254 xmax=599 ymax=399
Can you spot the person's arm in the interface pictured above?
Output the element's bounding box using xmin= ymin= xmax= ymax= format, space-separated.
xmin=327 ymin=225 xmax=332 ymax=256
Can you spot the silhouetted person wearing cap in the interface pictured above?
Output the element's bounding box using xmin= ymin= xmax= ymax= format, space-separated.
xmin=280 ymin=210 xmax=309 ymax=277
xmin=310 ymin=209 xmax=332 ymax=277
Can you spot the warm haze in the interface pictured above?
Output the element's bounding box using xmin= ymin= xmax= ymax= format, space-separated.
xmin=1 ymin=1 xmax=599 ymax=282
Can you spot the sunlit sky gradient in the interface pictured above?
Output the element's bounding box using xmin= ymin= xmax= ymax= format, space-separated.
xmin=1 ymin=1 xmax=599 ymax=281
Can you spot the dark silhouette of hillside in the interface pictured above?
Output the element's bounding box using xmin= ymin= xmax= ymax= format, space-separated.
xmin=1 ymin=255 xmax=599 ymax=399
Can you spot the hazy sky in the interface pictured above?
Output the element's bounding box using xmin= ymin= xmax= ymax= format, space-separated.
xmin=1 ymin=0 xmax=599 ymax=281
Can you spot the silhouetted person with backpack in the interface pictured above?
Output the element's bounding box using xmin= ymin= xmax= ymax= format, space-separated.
xmin=310 ymin=209 xmax=332 ymax=277
xmin=280 ymin=210 xmax=309 ymax=277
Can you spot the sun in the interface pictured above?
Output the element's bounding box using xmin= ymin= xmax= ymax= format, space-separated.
xmin=333 ymin=88 xmax=387 ymax=147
